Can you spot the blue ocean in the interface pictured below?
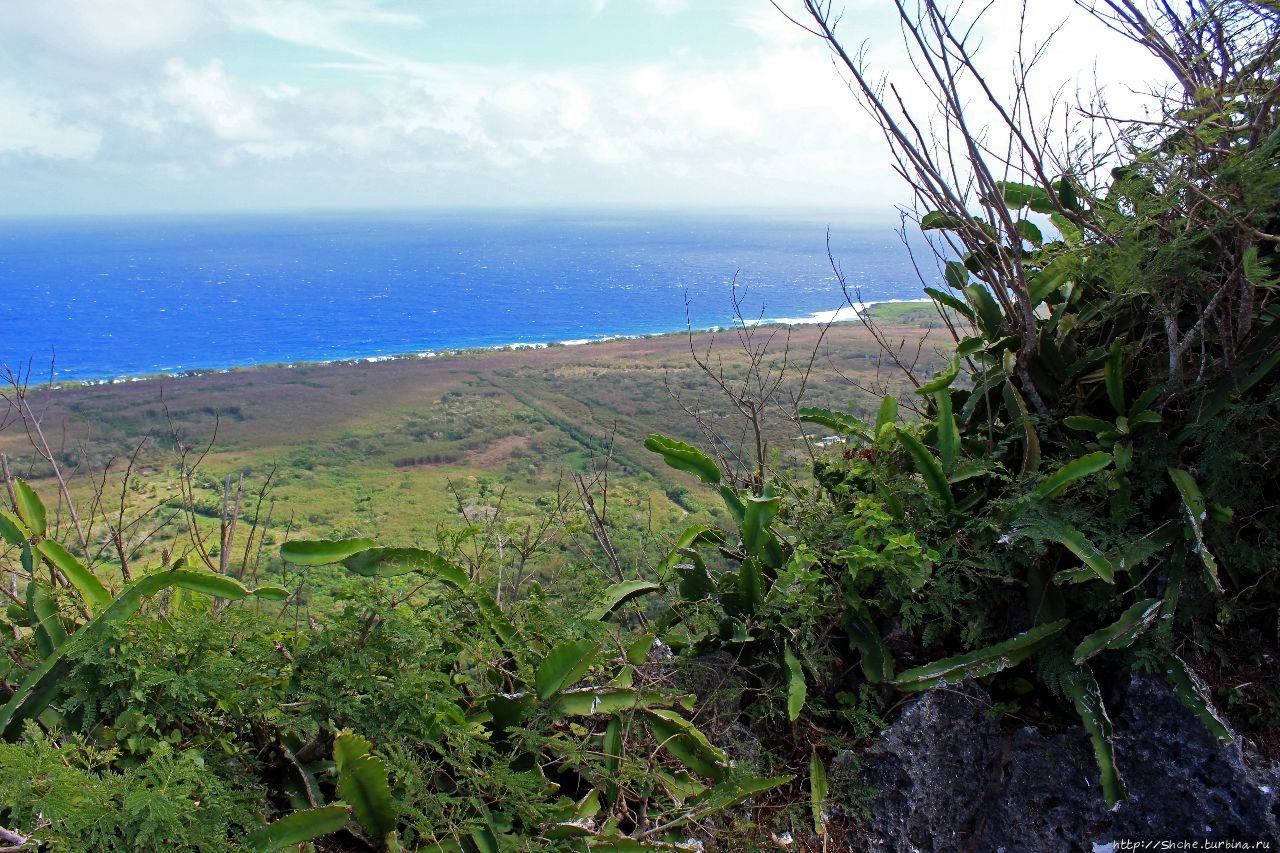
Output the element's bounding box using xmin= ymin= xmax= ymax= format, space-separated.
xmin=0 ymin=211 xmax=923 ymax=382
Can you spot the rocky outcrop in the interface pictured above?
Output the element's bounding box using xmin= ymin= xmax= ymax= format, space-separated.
xmin=847 ymin=674 xmax=1278 ymax=851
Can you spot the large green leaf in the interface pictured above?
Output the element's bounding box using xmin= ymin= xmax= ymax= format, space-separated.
xmin=1031 ymin=519 xmax=1117 ymax=583
xmin=735 ymin=559 xmax=764 ymax=616
xmin=36 ymin=540 xmax=111 ymax=614
xmin=889 ymin=620 xmax=1067 ymax=692
xmin=334 ymin=733 xmax=398 ymax=841
xmin=1030 ymin=452 xmax=1112 ymax=502
xmin=342 ymin=547 xmax=467 ymax=583
xmin=588 ymin=580 xmax=661 ymax=621
xmin=796 ymin=408 xmax=871 ymax=440
xmin=741 ymin=496 xmax=779 ymax=559
xmin=920 ymin=210 xmax=966 ymax=231
xmin=1003 ymin=382 xmax=1041 ymax=474
xmin=895 ymin=429 xmax=954 ymax=510
xmin=784 ymin=645 xmax=806 ymax=722
xmin=810 ymin=752 xmax=828 ymax=836
xmin=13 ymin=479 xmax=46 ymax=537
xmin=658 ymin=525 xmax=724 ymax=572
xmin=280 ymin=537 xmax=377 ymax=566
xmin=29 ymin=582 xmax=65 ymax=652
xmin=551 ymin=687 xmax=682 ymax=718
xmin=643 ymin=434 xmax=721 ymax=484
xmin=964 ymin=284 xmax=1004 ymax=339
xmin=1168 ymin=468 xmax=1222 ymax=592
xmin=915 ymin=357 xmax=959 ymax=394
xmin=536 ymin=639 xmax=598 ymax=700
xmin=875 ymin=395 xmax=898 ymax=433
xmin=924 ymin=287 xmax=975 ymax=321
xmin=933 ymin=390 xmax=959 ymax=470
xmin=1164 ymin=654 xmax=1231 ymax=745
xmin=1072 ymin=598 xmax=1161 ymax=664
xmin=1063 ymin=666 xmax=1126 ymax=807
xmin=0 ymin=511 xmax=27 ymax=546
xmin=244 ymin=805 xmax=350 ymax=852
xmin=643 ymin=709 xmax=727 ymax=782
xmin=844 ymin=597 xmax=893 ymax=683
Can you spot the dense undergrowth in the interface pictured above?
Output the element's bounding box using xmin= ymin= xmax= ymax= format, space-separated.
xmin=2 ymin=1 xmax=1279 ymax=849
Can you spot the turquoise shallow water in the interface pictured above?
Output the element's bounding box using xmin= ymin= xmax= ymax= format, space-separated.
xmin=0 ymin=210 xmax=922 ymax=381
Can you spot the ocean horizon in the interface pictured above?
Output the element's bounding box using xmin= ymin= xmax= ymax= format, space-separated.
xmin=1 ymin=210 xmax=927 ymax=382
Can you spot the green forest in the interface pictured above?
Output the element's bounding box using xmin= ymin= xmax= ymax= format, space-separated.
xmin=1 ymin=1 xmax=1278 ymax=849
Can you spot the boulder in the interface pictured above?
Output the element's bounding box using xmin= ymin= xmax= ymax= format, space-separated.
xmin=849 ymin=673 xmax=1278 ymax=851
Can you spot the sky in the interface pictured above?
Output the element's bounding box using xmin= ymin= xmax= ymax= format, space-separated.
xmin=0 ymin=0 xmax=1170 ymax=217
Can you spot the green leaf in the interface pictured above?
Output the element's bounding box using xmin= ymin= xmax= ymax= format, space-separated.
xmin=244 ymin=805 xmax=350 ymax=852
xmin=964 ymin=284 xmax=1004 ymax=339
xmin=995 ymin=180 xmax=1048 ymax=210
xmin=643 ymin=709 xmax=727 ymax=781
xmin=844 ymin=597 xmax=894 ymax=683
xmin=342 ymin=547 xmax=467 ymax=583
xmin=164 ymin=568 xmax=256 ymax=600
xmin=933 ymin=390 xmax=959 ymax=470
xmin=659 ymin=525 xmax=724 ymax=572
xmin=547 ymin=686 xmax=675 ymax=717
xmin=924 ymin=287 xmax=974 ymax=321
xmin=36 ymin=540 xmax=111 ymax=614
xmin=944 ymin=260 xmax=969 ymax=290
xmin=915 ymin=357 xmax=959 ymax=394
xmin=333 ymin=731 xmax=373 ymax=769
xmin=1104 ymin=342 xmax=1125 ymax=414
xmin=1014 ymin=219 xmax=1043 ymax=247
xmin=0 ymin=511 xmax=27 ymax=546
xmin=335 ymin=735 xmax=397 ymax=840
xmin=1072 ymin=598 xmax=1161 ymax=665
xmin=280 ymin=537 xmax=378 ymax=566
xmin=252 ymin=584 xmax=290 ymax=601
xmin=920 ymin=210 xmax=966 ymax=231
xmin=602 ymin=714 xmax=623 ymax=778
xmin=875 ymin=395 xmax=898 ymax=433
xmin=1063 ymin=415 xmax=1114 ymax=434
xmin=890 ymin=620 xmax=1067 ymax=692
xmin=1003 ymin=382 xmax=1041 ymax=474
xmin=741 ymin=496 xmax=779 ymax=558
xmin=719 ymin=485 xmax=745 ymax=524
xmin=1063 ymin=666 xmax=1126 ymax=807
xmin=1031 ymin=519 xmax=1117 ymax=583
xmin=784 ymin=645 xmax=806 ymax=722
xmin=644 ymin=434 xmax=721 ymax=484
xmin=1168 ymin=468 xmax=1222 ymax=593
xmin=588 ymin=580 xmax=661 ymax=621
xmin=13 ymin=480 xmax=46 ymax=537
xmin=796 ymin=408 xmax=871 ymax=440
xmin=1027 ymin=254 xmax=1078 ymax=305
xmin=735 ymin=559 xmax=764 ymax=616
xmin=810 ymin=752 xmax=828 ymax=836
xmin=1164 ymin=654 xmax=1231 ymax=745
xmin=895 ymin=428 xmax=954 ymax=510
xmin=1030 ymin=452 xmax=1112 ymax=502
xmin=551 ymin=688 xmax=681 ymax=718
xmin=626 ymin=633 xmax=655 ymax=665
xmin=537 ymin=639 xmax=598 ymax=700
xmin=29 ymin=583 xmax=65 ymax=652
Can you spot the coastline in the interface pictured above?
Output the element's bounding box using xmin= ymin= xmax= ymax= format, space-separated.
xmin=40 ymin=299 xmax=933 ymax=390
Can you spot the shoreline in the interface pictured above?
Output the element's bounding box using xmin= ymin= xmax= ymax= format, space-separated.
xmin=37 ymin=299 xmax=932 ymax=390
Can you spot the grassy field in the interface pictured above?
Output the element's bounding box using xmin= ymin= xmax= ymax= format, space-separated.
xmin=1 ymin=309 xmax=942 ymax=590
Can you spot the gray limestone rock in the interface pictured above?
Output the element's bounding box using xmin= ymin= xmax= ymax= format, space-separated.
xmin=849 ymin=673 xmax=1279 ymax=852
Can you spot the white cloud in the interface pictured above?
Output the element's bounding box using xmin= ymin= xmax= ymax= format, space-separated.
xmin=0 ymin=81 xmax=101 ymax=159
